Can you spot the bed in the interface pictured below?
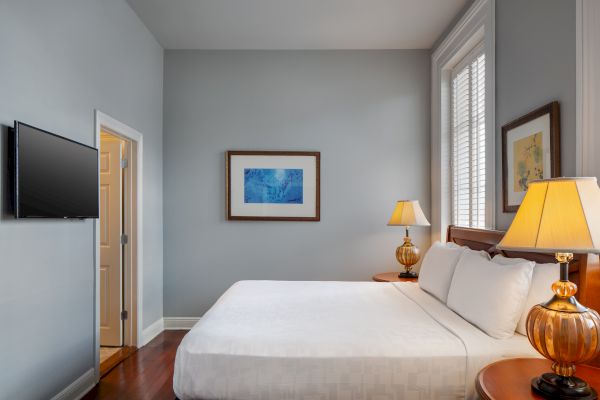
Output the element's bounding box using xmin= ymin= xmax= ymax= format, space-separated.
xmin=173 ymin=226 xmax=600 ymax=400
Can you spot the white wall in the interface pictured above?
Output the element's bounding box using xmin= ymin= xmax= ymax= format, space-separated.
xmin=163 ymin=50 xmax=431 ymax=317
xmin=0 ymin=1 xmax=163 ymax=398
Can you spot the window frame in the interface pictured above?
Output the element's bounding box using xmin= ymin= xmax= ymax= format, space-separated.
xmin=430 ymin=0 xmax=495 ymax=241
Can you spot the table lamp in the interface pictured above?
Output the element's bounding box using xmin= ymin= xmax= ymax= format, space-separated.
xmin=497 ymin=177 xmax=600 ymax=400
xmin=387 ymin=200 xmax=430 ymax=278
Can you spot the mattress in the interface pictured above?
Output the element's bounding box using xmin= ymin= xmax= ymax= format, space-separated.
xmin=173 ymin=281 xmax=539 ymax=400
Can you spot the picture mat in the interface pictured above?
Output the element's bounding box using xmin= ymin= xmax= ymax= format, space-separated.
xmin=506 ymin=114 xmax=551 ymax=206
xmin=230 ymin=155 xmax=317 ymax=217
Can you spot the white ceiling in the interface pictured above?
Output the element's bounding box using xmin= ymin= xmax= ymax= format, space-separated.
xmin=126 ymin=0 xmax=468 ymax=50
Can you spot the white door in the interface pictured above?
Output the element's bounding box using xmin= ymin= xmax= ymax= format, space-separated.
xmin=99 ymin=133 xmax=124 ymax=347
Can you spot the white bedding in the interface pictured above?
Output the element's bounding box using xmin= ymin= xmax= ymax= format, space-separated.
xmin=174 ymin=281 xmax=539 ymax=400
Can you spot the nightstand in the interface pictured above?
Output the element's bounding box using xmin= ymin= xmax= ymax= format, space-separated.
xmin=372 ymin=272 xmax=418 ymax=282
xmin=476 ymin=358 xmax=600 ymax=400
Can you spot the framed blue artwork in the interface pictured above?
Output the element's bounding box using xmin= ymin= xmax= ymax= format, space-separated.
xmin=226 ymin=151 xmax=320 ymax=221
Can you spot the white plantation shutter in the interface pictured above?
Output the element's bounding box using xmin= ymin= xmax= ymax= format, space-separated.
xmin=451 ymin=45 xmax=486 ymax=228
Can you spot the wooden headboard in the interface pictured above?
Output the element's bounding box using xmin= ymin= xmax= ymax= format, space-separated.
xmin=446 ymin=225 xmax=600 ymax=313
xmin=446 ymin=225 xmax=600 ymax=367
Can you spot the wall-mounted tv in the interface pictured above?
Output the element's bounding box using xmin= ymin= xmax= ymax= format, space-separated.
xmin=11 ymin=121 xmax=99 ymax=219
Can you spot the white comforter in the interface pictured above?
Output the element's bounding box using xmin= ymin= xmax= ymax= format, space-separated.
xmin=174 ymin=281 xmax=539 ymax=400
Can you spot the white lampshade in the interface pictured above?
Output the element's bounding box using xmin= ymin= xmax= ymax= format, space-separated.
xmin=387 ymin=200 xmax=430 ymax=227
xmin=497 ymin=177 xmax=600 ymax=253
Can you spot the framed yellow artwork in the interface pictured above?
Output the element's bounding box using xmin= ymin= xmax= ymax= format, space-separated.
xmin=502 ymin=102 xmax=560 ymax=212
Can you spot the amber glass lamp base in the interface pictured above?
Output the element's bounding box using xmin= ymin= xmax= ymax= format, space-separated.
xmin=526 ymin=253 xmax=600 ymax=400
xmin=532 ymin=373 xmax=598 ymax=400
xmin=396 ymin=228 xmax=420 ymax=278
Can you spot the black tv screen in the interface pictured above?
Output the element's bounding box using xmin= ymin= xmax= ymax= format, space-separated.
xmin=13 ymin=121 xmax=99 ymax=218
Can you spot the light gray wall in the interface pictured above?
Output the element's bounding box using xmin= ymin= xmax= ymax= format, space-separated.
xmin=495 ymin=0 xmax=576 ymax=229
xmin=0 ymin=1 xmax=163 ymax=399
xmin=163 ymin=50 xmax=430 ymax=317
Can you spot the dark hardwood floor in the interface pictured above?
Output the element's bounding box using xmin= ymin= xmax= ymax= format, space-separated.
xmin=83 ymin=330 xmax=186 ymax=400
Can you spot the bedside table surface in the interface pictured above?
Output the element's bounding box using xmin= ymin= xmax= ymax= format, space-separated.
xmin=372 ymin=272 xmax=418 ymax=282
xmin=476 ymin=358 xmax=600 ymax=400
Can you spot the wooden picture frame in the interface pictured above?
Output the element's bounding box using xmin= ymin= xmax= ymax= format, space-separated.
xmin=502 ymin=102 xmax=561 ymax=212
xmin=226 ymin=151 xmax=320 ymax=221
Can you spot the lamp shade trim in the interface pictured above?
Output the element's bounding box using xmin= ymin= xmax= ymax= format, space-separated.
xmin=495 ymin=246 xmax=600 ymax=253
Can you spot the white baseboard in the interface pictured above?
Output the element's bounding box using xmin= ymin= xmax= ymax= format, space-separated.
xmin=51 ymin=368 xmax=96 ymax=400
xmin=164 ymin=317 xmax=200 ymax=330
xmin=141 ymin=317 xmax=165 ymax=346
xmin=141 ymin=317 xmax=198 ymax=345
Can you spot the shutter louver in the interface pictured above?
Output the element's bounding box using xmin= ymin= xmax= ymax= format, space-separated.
xmin=452 ymin=50 xmax=486 ymax=228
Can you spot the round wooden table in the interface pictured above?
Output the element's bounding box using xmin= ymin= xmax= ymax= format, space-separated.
xmin=372 ymin=272 xmax=418 ymax=282
xmin=476 ymin=358 xmax=600 ymax=400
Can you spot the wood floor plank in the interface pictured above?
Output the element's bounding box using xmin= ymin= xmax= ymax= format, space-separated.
xmin=83 ymin=330 xmax=186 ymax=400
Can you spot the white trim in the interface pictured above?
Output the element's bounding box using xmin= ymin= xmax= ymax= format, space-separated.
xmin=164 ymin=317 xmax=201 ymax=330
xmin=576 ymin=0 xmax=600 ymax=177
xmin=142 ymin=318 xmax=165 ymax=346
xmin=431 ymin=0 xmax=495 ymax=241
xmin=50 ymin=369 xmax=96 ymax=400
xmin=576 ymin=0 xmax=583 ymax=175
xmin=451 ymin=40 xmax=485 ymax=79
xmin=432 ymin=0 xmax=490 ymax=62
xmin=93 ymin=110 xmax=144 ymax=380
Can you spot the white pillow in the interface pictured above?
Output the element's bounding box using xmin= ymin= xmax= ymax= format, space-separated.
xmin=492 ymin=255 xmax=559 ymax=335
xmin=447 ymin=251 xmax=534 ymax=339
xmin=418 ymin=242 xmax=488 ymax=303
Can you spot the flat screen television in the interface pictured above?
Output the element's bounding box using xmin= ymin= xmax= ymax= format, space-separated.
xmin=11 ymin=121 xmax=99 ymax=218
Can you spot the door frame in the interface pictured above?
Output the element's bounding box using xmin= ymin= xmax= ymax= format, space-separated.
xmin=93 ymin=110 xmax=144 ymax=381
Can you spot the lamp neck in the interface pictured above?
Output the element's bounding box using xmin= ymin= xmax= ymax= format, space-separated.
xmin=556 ymin=252 xmax=574 ymax=281
xmin=560 ymin=262 xmax=569 ymax=281
xmin=405 ymin=226 xmax=410 ymax=238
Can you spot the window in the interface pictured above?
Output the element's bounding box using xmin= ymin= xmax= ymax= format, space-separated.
xmin=451 ymin=44 xmax=486 ymax=228
xmin=431 ymin=0 xmax=494 ymax=240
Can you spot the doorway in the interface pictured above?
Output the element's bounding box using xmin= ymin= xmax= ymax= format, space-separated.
xmin=100 ymin=131 xmax=125 ymax=348
xmin=99 ymin=132 xmax=132 ymax=374
xmin=94 ymin=111 xmax=143 ymax=379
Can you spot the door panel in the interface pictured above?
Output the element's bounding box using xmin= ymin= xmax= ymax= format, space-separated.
xmin=100 ymin=185 xmax=110 ymax=246
xmin=99 ymin=134 xmax=123 ymax=347
xmin=99 ymin=266 xmax=109 ymax=326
